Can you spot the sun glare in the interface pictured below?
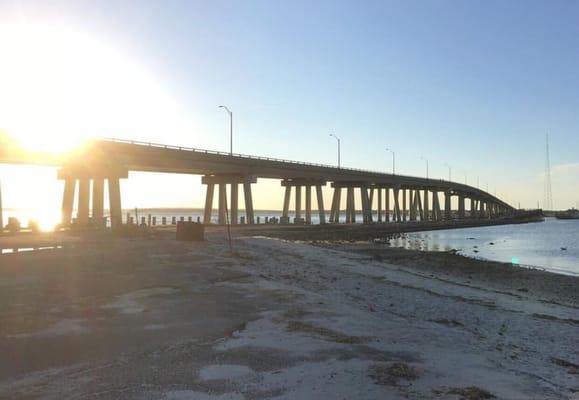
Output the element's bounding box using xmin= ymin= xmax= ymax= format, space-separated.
xmin=0 ymin=22 xmax=192 ymax=154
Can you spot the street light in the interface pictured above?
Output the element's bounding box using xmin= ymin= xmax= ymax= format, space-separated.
xmin=444 ymin=163 xmax=452 ymax=182
xmin=386 ymin=148 xmax=395 ymax=175
xmin=218 ymin=105 xmax=233 ymax=155
xmin=420 ymin=156 xmax=429 ymax=179
xmin=329 ymin=133 xmax=340 ymax=168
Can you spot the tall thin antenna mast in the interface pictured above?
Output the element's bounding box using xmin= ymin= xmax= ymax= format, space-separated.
xmin=544 ymin=134 xmax=553 ymax=211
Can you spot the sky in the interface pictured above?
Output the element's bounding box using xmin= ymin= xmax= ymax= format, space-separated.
xmin=0 ymin=0 xmax=578 ymax=219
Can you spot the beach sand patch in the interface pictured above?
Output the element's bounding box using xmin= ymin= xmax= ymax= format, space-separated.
xmin=101 ymin=286 xmax=180 ymax=314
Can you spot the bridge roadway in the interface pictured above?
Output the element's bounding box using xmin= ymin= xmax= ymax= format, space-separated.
xmin=0 ymin=136 xmax=514 ymax=230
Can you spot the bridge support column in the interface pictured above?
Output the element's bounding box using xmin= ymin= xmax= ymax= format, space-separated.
xmin=329 ymin=187 xmax=341 ymax=223
xmin=409 ymin=190 xmax=415 ymax=221
xmin=361 ymin=186 xmax=372 ymax=224
xmin=204 ymin=184 xmax=215 ymax=224
xmin=282 ymin=186 xmax=291 ymax=223
xmin=385 ymin=188 xmax=390 ymax=222
xmin=243 ymin=182 xmax=255 ymax=224
xmin=432 ymin=191 xmax=442 ymax=221
xmin=77 ymin=179 xmax=91 ymax=225
xmin=423 ymin=189 xmax=429 ymax=221
xmin=282 ymin=179 xmax=325 ymax=224
xmin=346 ymin=187 xmax=354 ymax=223
xmin=402 ymin=189 xmax=407 ymax=222
xmin=218 ymin=183 xmax=227 ymax=224
xmin=92 ymin=178 xmax=105 ymax=227
xmin=108 ymin=177 xmax=123 ymax=229
xmin=458 ymin=195 xmax=465 ymax=219
xmin=393 ymin=188 xmax=402 ymax=222
xmin=470 ymin=198 xmax=476 ymax=219
xmin=377 ymin=188 xmax=383 ymax=222
xmin=61 ymin=178 xmax=76 ymax=226
xmin=202 ymin=175 xmax=257 ymax=225
xmin=444 ymin=191 xmax=452 ymax=221
xmin=305 ymin=185 xmax=312 ymax=224
xmin=479 ymin=200 xmax=485 ymax=219
xmin=316 ymin=185 xmax=326 ymax=224
xmin=295 ymin=186 xmax=302 ymax=221
xmin=416 ymin=190 xmax=424 ymax=221
xmin=231 ymin=183 xmax=239 ymax=225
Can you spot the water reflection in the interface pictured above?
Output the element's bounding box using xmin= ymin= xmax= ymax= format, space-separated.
xmin=387 ymin=219 xmax=579 ymax=276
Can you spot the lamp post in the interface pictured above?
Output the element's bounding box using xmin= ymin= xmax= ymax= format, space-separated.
xmin=444 ymin=163 xmax=452 ymax=182
xmin=329 ymin=133 xmax=341 ymax=168
xmin=218 ymin=105 xmax=233 ymax=155
xmin=420 ymin=156 xmax=429 ymax=179
xmin=386 ymin=148 xmax=395 ymax=175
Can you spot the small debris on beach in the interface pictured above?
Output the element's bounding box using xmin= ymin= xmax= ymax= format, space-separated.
xmin=368 ymin=362 xmax=420 ymax=386
xmin=550 ymin=357 xmax=579 ymax=373
xmin=442 ymin=386 xmax=495 ymax=399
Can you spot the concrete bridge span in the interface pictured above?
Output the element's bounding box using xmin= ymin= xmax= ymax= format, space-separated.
xmin=0 ymin=136 xmax=514 ymax=230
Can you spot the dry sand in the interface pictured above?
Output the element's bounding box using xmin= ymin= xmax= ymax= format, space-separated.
xmin=0 ymin=229 xmax=577 ymax=399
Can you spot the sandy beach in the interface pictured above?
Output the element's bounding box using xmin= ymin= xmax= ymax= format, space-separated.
xmin=0 ymin=229 xmax=578 ymax=399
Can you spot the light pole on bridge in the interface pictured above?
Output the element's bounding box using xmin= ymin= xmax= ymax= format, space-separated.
xmin=420 ymin=156 xmax=429 ymax=179
xmin=329 ymin=133 xmax=341 ymax=168
xmin=444 ymin=163 xmax=452 ymax=182
xmin=218 ymin=105 xmax=233 ymax=155
xmin=386 ymin=148 xmax=395 ymax=175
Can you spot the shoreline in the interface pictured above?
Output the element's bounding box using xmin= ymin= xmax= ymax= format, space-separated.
xmin=312 ymin=239 xmax=579 ymax=309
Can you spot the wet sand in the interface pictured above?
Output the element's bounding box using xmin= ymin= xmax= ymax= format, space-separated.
xmin=0 ymin=228 xmax=577 ymax=399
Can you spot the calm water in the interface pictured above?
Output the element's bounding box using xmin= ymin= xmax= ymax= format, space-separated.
xmin=390 ymin=218 xmax=579 ymax=276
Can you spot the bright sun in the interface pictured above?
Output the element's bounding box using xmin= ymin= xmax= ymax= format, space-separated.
xmin=0 ymin=22 xmax=192 ymax=153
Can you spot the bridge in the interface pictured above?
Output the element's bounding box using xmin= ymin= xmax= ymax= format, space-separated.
xmin=0 ymin=134 xmax=514 ymax=230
